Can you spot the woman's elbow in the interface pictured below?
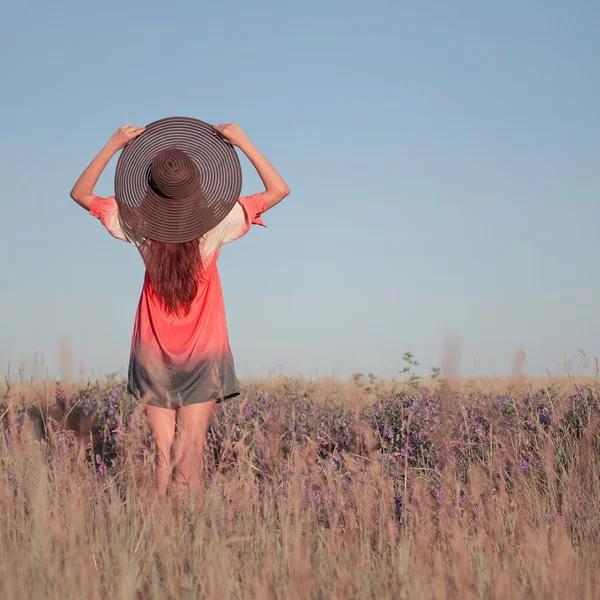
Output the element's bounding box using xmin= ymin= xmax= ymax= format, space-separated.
xmin=269 ymin=185 xmax=290 ymax=204
xmin=70 ymin=188 xmax=90 ymax=209
xmin=263 ymin=186 xmax=290 ymax=210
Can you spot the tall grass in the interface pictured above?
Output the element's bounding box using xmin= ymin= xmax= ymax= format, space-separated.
xmin=1 ymin=374 xmax=599 ymax=599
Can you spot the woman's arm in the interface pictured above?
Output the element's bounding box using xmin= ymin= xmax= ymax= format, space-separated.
xmin=70 ymin=124 xmax=145 ymax=211
xmin=212 ymin=123 xmax=290 ymax=211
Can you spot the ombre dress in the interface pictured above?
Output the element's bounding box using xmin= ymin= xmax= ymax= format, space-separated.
xmin=89 ymin=193 xmax=266 ymax=408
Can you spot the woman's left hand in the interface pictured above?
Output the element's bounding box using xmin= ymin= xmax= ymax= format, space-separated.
xmin=107 ymin=124 xmax=146 ymax=152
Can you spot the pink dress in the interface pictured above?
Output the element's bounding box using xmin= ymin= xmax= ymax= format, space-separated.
xmin=90 ymin=193 xmax=266 ymax=408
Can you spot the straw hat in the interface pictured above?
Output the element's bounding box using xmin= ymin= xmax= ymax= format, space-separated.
xmin=114 ymin=116 xmax=242 ymax=243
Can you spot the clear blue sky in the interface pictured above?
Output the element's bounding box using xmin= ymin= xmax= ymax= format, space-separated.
xmin=1 ymin=0 xmax=598 ymax=380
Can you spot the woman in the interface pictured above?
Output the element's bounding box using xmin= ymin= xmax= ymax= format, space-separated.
xmin=71 ymin=119 xmax=290 ymax=497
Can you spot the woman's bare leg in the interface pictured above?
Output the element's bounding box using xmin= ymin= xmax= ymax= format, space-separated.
xmin=145 ymin=405 xmax=176 ymax=498
xmin=172 ymin=401 xmax=216 ymax=493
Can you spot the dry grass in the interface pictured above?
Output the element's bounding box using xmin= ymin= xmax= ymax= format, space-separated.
xmin=1 ymin=375 xmax=599 ymax=599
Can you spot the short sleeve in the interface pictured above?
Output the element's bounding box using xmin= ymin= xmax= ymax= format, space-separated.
xmin=219 ymin=193 xmax=267 ymax=244
xmin=90 ymin=196 xmax=142 ymax=245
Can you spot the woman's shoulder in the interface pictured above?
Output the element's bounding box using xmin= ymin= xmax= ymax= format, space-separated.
xmin=200 ymin=218 xmax=229 ymax=260
xmin=201 ymin=203 xmax=244 ymax=251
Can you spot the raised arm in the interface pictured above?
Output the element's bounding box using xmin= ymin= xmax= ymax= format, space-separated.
xmin=70 ymin=124 xmax=145 ymax=211
xmin=212 ymin=123 xmax=290 ymax=211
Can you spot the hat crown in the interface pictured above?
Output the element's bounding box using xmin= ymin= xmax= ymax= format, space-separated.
xmin=149 ymin=148 xmax=201 ymax=200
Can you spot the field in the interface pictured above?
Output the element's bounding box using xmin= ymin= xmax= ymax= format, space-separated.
xmin=1 ymin=369 xmax=600 ymax=599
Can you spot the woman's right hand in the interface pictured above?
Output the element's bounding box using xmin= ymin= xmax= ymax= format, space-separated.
xmin=107 ymin=124 xmax=146 ymax=152
xmin=212 ymin=123 xmax=249 ymax=148
xmin=218 ymin=122 xmax=290 ymax=212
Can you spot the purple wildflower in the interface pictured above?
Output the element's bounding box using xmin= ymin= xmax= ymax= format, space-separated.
xmin=95 ymin=454 xmax=106 ymax=482
xmin=519 ymin=458 xmax=528 ymax=474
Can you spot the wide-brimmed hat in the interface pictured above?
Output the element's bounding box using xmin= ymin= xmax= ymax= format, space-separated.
xmin=114 ymin=116 xmax=242 ymax=243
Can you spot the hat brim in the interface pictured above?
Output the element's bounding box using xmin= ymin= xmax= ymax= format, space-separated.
xmin=114 ymin=116 xmax=242 ymax=243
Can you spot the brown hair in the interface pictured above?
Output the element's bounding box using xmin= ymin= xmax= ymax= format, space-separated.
xmin=143 ymin=239 xmax=202 ymax=317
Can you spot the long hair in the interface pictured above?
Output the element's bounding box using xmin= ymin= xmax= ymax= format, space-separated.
xmin=143 ymin=239 xmax=202 ymax=317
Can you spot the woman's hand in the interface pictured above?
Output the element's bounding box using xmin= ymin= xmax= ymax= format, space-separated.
xmin=216 ymin=123 xmax=290 ymax=212
xmin=212 ymin=123 xmax=249 ymax=148
xmin=106 ymin=124 xmax=146 ymax=152
xmin=213 ymin=122 xmax=289 ymax=210
xmin=71 ymin=124 xmax=144 ymax=211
